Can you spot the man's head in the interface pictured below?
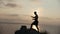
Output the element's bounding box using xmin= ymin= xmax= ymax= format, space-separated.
xmin=34 ymin=11 xmax=37 ymax=15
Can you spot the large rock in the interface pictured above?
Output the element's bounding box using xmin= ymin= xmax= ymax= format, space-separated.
xmin=15 ymin=26 xmax=48 ymax=34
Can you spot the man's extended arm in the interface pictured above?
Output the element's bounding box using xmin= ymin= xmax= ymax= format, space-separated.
xmin=31 ymin=16 xmax=35 ymax=18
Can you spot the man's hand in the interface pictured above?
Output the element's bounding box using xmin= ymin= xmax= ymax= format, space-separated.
xmin=31 ymin=16 xmax=35 ymax=18
xmin=31 ymin=16 xmax=33 ymax=18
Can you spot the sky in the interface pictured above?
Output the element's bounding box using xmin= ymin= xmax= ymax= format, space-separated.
xmin=0 ymin=0 xmax=60 ymax=18
xmin=0 ymin=0 xmax=60 ymax=25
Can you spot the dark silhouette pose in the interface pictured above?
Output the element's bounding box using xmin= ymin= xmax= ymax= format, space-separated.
xmin=15 ymin=12 xmax=48 ymax=34
xmin=30 ymin=11 xmax=39 ymax=31
xmin=15 ymin=26 xmax=27 ymax=34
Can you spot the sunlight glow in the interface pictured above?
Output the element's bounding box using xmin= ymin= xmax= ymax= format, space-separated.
xmin=32 ymin=25 xmax=38 ymax=31
xmin=32 ymin=25 xmax=41 ymax=32
xmin=31 ymin=8 xmax=43 ymax=17
xmin=34 ymin=10 xmax=39 ymax=15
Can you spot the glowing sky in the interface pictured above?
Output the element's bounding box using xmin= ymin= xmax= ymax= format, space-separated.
xmin=0 ymin=0 xmax=60 ymax=18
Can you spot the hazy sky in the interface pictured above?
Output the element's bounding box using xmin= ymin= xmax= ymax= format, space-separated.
xmin=0 ymin=0 xmax=60 ymax=25
xmin=0 ymin=0 xmax=60 ymax=18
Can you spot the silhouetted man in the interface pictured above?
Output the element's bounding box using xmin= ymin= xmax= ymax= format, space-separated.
xmin=31 ymin=11 xmax=39 ymax=31
xmin=31 ymin=11 xmax=38 ymax=20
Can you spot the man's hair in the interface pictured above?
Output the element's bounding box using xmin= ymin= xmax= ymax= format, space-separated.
xmin=34 ymin=11 xmax=37 ymax=14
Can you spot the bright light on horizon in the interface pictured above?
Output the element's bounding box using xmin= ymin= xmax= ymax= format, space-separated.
xmin=31 ymin=8 xmax=43 ymax=17
xmin=32 ymin=25 xmax=41 ymax=32
xmin=32 ymin=25 xmax=38 ymax=31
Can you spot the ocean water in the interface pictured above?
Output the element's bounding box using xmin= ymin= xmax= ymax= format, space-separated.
xmin=0 ymin=23 xmax=60 ymax=34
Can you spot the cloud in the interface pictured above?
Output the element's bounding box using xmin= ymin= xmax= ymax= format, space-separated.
xmin=30 ymin=0 xmax=41 ymax=2
xmin=0 ymin=0 xmax=22 ymax=8
xmin=5 ymin=3 xmax=17 ymax=7
xmin=7 ymin=14 xmax=18 ymax=16
xmin=31 ymin=0 xmax=38 ymax=1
